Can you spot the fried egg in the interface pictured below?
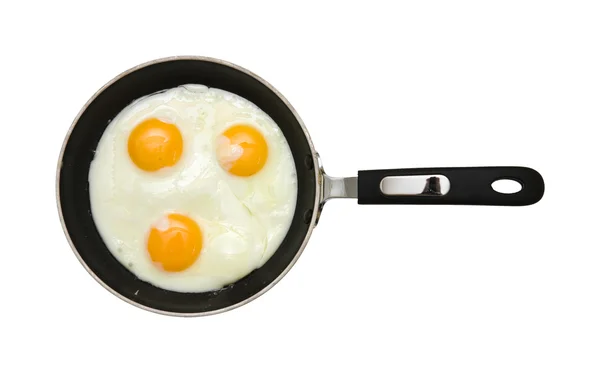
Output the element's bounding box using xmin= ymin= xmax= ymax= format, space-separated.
xmin=88 ymin=85 xmax=297 ymax=292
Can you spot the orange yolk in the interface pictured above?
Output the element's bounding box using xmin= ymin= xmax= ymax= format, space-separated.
xmin=216 ymin=124 xmax=268 ymax=177
xmin=147 ymin=214 xmax=203 ymax=272
xmin=128 ymin=118 xmax=183 ymax=172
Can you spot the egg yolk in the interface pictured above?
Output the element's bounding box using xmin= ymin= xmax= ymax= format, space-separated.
xmin=147 ymin=214 xmax=203 ymax=272
xmin=216 ymin=124 xmax=268 ymax=177
xmin=128 ymin=118 xmax=183 ymax=172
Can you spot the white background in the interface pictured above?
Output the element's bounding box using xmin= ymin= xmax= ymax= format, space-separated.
xmin=2 ymin=1 xmax=599 ymax=372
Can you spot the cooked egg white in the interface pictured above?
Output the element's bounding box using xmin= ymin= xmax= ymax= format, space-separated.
xmin=88 ymin=84 xmax=297 ymax=292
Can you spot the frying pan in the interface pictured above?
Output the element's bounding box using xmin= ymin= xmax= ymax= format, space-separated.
xmin=57 ymin=56 xmax=545 ymax=316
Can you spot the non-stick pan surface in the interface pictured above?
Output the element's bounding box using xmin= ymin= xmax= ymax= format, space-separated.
xmin=58 ymin=57 xmax=320 ymax=316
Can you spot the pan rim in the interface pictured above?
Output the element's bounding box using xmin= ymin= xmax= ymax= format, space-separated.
xmin=55 ymin=55 xmax=321 ymax=317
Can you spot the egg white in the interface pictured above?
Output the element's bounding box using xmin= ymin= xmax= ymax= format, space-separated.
xmin=88 ymin=84 xmax=297 ymax=292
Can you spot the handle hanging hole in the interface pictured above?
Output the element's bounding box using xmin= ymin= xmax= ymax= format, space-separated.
xmin=492 ymin=179 xmax=523 ymax=194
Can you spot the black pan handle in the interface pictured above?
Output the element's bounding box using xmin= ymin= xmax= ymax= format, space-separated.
xmin=357 ymin=167 xmax=544 ymax=206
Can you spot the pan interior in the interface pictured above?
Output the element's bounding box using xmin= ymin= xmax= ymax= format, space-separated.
xmin=58 ymin=58 xmax=317 ymax=314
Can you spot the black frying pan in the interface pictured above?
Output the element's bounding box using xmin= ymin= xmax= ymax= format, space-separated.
xmin=57 ymin=56 xmax=545 ymax=316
